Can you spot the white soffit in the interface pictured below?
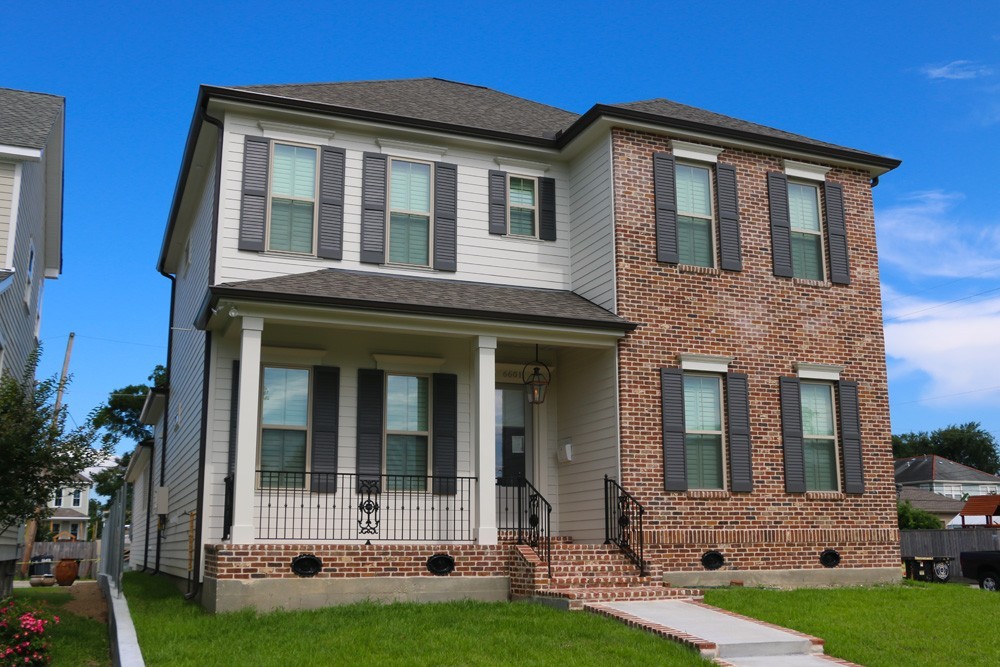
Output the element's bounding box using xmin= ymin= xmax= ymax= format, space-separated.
xmin=679 ymin=353 xmax=733 ymax=373
xmin=795 ymin=362 xmax=844 ymax=380
xmin=784 ymin=159 xmax=830 ymax=182
xmin=671 ymin=140 xmax=723 ymax=163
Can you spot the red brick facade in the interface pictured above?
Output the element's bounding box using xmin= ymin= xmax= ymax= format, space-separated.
xmin=611 ymin=127 xmax=899 ymax=572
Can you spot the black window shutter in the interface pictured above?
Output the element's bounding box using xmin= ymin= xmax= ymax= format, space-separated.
xmin=726 ymin=373 xmax=752 ymax=492
xmin=838 ymin=380 xmax=864 ymax=494
xmin=434 ymin=162 xmax=458 ymax=272
xmin=361 ymin=153 xmax=387 ymax=264
xmin=310 ymin=367 xmax=340 ymax=493
xmin=768 ymin=172 xmax=794 ymax=277
xmin=239 ymin=136 xmax=269 ymax=252
xmin=660 ymin=368 xmax=687 ymax=491
xmin=716 ymin=163 xmax=743 ymax=271
xmin=780 ymin=377 xmax=806 ymax=492
xmin=356 ymin=368 xmax=385 ymax=492
xmin=488 ymin=170 xmax=507 ymax=235
xmin=653 ymin=152 xmax=679 ymax=263
xmin=432 ymin=373 xmax=458 ymax=494
xmin=227 ymin=360 xmax=239 ymax=476
xmin=317 ymin=147 xmax=345 ymax=260
xmin=538 ymin=177 xmax=557 ymax=241
xmin=824 ymin=182 xmax=851 ymax=285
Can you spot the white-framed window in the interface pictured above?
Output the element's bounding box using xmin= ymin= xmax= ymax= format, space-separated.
xmin=23 ymin=241 xmax=35 ymax=305
xmin=54 ymin=490 xmax=63 ymax=507
xmin=980 ymin=485 xmax=999 ymax=495
xmin=72 ymin=489 xmax=81 ymax=507
xmin=388 ymin=159 xmax=433 ymax=266
xmin=788 ymin=181 xmax=825 ymax=281
xmin=801 ymin=381 xmax=839 ymax=491
xmin=675 ymin=162 xmax=716 ymax=267
xmin=385 ymin=373 xmax=430 ymax=490
xmin=51 ymin=522 xmax=60 ymax=535
xmin=267 ymin=142 xmax=318 ymax=254
xmin=507 ymin=175 xmax=538 ymax=237
xmin=683 ymin=373 xmax=725 ymax=489
xmin=258 ymin=366 xmax=310 ymax=488
xmin=940 ymin=484 xmax=963 ymax=499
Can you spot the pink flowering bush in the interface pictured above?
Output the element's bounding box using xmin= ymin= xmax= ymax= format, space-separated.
xmin=0 ymin=598 xmax=59 ymax=666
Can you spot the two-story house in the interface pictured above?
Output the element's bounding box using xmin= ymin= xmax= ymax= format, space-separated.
xmin=896 ymin=455 xmax=1000 ymax=500
xmin=0 ymin=87 xmax=65 ymax=598
xmin=46 ymin=474 xmax=92 ymax=541
xmin=131 ymin=79 xmax=900 ymax=612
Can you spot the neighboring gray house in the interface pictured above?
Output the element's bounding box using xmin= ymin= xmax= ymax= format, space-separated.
xmin=0 ymin=87 xmax=65 ymax=598
xmin=897 ymin=486 xmax=965 ymax=525
xmin=45 ymin=474 xmax=92 ymax=541
xmin=895 ymin=455 xmax=1000 ymax=500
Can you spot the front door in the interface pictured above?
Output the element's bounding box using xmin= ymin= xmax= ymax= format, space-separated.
xmin=496 ymin=384 xmax=532 ymax=485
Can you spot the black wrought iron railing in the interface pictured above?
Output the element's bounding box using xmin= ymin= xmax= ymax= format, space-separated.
xmin=222 ymin=474 xmax=234 ymax=540
xmin=604 ymin=475 xmax=647 ymax=575
xmin=496 ymin=476 xmax=552 ymax=577
xmin=254 ymin=471 xmax=476 ymax=542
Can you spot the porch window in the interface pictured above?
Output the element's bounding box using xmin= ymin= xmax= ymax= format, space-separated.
xmin=385 ymin=374 xmax=429 ymax=490
xmin=260 ymin=366 xmax=310 ymax=488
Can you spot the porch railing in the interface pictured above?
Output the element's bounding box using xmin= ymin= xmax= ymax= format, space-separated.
xmin=496 ymin=476 xmax=552 ymax=577
xmin=604 ymin=475 xmax=647 ymax=575
xmin=253 ymin=471 xmax=476 ymax=542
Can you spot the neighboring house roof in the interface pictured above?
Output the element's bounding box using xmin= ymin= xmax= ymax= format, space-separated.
xmin=960 ymin=495 xmax=1000 ymax=517
xmin=50 ymin=508 xmax=88 ymax=520
xmin=0 ymin=87 xmax=64 ymax=150
xmin=895 ymin=455 xmax=1000 ymax=485
xmin=210 ymin=268 xmax=635 ymax=331
xmin=898 ymin=487 xmax=965 ymax=515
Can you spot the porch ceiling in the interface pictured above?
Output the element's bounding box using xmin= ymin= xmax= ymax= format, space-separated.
xmin=205 ymin=268 xmax=635 ymax=333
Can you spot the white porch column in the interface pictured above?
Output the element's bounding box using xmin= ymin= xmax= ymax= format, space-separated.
xmin=473 ymin=335 xmax=498 ymax=544
xmin=229 ymin=316 xmax=263 ymax=544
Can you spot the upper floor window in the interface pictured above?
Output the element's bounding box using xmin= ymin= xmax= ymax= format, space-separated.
xmin=388 ymin=159 xmax=432 ymax=266
xmin=507 ymin=176 xmax=537 ymax=237
xmin=675 ymin=163 xmax=716 ymax=267
xmin=980 ymin=484 xmax=998 ymax=495
xmin=683 ymin=373 xmax=724 ymax=489
xmin=385 ymin=374 xmax=430 ymax=490
xmin=268 ymin=143 xmax=317 ymax=254
xmin=72 ymin=489 xmax=81 ymax=507
xmin=54 ymin=490 xmax=63 ymax=507
xmin=800 ymin=382 xmax=838 ymax=491
xmin=941 ymin=484 xmax=962 ymax=499
xmin=259 ymin=366 xmax=310 ymax=488
xmin=787 ymin=181 xmax=824 ymax=281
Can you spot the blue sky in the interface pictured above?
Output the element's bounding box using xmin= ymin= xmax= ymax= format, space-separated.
xmin=4 ymin=2 xmax=999 ymax=456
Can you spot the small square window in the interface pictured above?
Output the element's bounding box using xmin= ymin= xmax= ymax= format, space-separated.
xmin=507 ymin=176 xmax=537 ymax=237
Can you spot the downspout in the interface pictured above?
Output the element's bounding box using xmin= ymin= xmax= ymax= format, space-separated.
xmin=185 ymin=110 xmax=224 ymax=601
xmin=142 ymin=435 xmax=154 ymax=571
xmin=154 ymin=273 xmax=176 ymax=574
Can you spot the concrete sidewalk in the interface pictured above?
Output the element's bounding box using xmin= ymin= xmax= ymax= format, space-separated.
xmin=587 ymin=599 xmax=859 ymax=666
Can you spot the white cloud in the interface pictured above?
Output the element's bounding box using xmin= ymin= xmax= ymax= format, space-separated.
xmin=921 ymin=60 xmax=994 ymax=80
xmin=876 ymin=190 xmax=1000 ymax=279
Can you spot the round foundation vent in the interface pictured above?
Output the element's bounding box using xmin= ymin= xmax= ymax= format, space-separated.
xmin=291 ymin=553 xmax=323 ymax=577
xmin=819 ymin=549 xmax=841 ymax=568
xmin=426 ymin=553 xmax=456 ymax=576
xmin=701 ymin=550 xmax=725 ymax=571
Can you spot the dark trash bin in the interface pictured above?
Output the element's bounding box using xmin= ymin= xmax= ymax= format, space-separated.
xmin=29 ymin=555 xmax=53 ymax=576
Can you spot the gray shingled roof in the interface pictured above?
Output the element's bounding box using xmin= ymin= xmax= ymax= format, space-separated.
xmin=0 ymin=87 xmax=64 ymax=150
xmin=50 ymin=508 xmax=88 ymax=520
xmin=212 ymin=268 xmax=633 ymax=331
xmin=898 ymin=487 xmax=965 ymax=514
xmin=607 ymin=98 xmax=888 ymax=161
xmin=895 ymin=455 xmax=1000 ymax=484
xmin=229 ymin=78 xmax=579 ymax=141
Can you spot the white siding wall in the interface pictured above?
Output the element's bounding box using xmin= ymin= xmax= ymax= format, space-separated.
xmin=156 ymin=157 xmax=215 ymax=579
xmin=568 ymin=135 xmax=616 ymax=311
xmin=128 ymin=461 xmax=149 ymax=570
xmin=0 ymin=158 xmax=45 ymax=378
xmin=0 ymin=161 xmax=14 ymax=268
xmin=555 ymin=347 xmax=619 ymax=542
xmin=214 ymin=113 xmax=573 ymax=290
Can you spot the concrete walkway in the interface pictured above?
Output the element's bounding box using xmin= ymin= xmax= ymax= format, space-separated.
xmin=587 ymin=599 xmax=859 ymax=666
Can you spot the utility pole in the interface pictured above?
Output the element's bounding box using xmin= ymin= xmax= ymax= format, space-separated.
xmin=20 ymin=333 xmax=75 ymax=577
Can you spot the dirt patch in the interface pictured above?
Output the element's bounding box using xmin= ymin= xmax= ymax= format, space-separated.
xmin=63 ymin=581 xmax=108 ymax=624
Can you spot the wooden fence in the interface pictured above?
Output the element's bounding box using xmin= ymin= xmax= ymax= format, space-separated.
xmin=26 ymin=541 xmax=99 ymax=578
xmin=900 ymin=528 xmax=1000 ymax=578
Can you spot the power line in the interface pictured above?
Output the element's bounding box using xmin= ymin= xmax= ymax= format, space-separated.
xmin=893 ymin=384 xmax=1000 ymax=406
xmin=883 ymin=284 xmax=1000 ymax=323
xmin=883 ymin=260 xmax=1000 ymax=304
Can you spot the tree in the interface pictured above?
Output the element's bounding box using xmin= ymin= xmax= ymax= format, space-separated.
xmin=897 ymin=501 xmax=944 ymax=529
xmin=0 ymin=352 xmax=109 ymax=533
xmin=89 ymin=365 xmax=165 ymax=449
xmin=892 ymin=422 xmax=1000 ymax=474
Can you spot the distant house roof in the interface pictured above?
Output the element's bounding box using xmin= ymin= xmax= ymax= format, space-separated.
xmin=899 ymin=487 xmax=965 ymax=515
xmin=210 ymin=268 xmax=634 ymax=332
xmin=0 ymin=87 xmax=64 ymax=150
xmin=895 ymin=455 xmax=1000 ymax=485
xmin=50 ymin=508 xmax=88 ymax=520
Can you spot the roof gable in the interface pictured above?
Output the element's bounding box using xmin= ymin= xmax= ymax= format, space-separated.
xmin=0 ymin=87 xmax=64 ymax=150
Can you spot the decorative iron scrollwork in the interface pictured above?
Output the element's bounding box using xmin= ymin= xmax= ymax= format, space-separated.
xmin=357 ymin=479 xmax=381 ymax=536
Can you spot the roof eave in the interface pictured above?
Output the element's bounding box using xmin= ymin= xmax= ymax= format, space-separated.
xmin=208 ymin=284 xmax=637 ymax=333
xmin=557 ymin=104 xmax=902 ymax=175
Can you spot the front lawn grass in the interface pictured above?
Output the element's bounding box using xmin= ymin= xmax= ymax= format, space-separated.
xmin=12 ymin=587 xmax=110 ymax=667
xmin=705 ymin=581 xmax=1000 ymax=667
xmin=124 ymin=572 xmax=709 ymax=666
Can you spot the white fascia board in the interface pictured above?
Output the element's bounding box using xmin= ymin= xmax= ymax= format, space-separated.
xmin=678 ymin=353 xmax=733 ymax=373
xmin=0 ymin=145 xmax=41 ymax=161
xmin=795 ymin=362 xmax=844 ymax=380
